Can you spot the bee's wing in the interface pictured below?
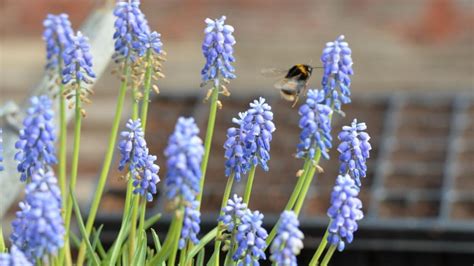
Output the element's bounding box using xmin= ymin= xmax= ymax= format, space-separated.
xmin=274 ymin=78 xmax=301 ymax=90
xmin=261 ymin=68 xmax=288 ymax=78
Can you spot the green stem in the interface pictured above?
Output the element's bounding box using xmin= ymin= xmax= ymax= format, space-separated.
xmin=243 ymin=165 xmax=256 ymax=204
xmin=212 ymin=175 xmax=235 ymax=265
xmin=294 ymin=150 xmax=321 ymax=215
xmin=196 ymin=86 xmax=219 ymax=209
xmin=178 ymin=244 xmax=187 ymax=266
xmin=168 ymin=211 xmax=184 ymax=266
xmin=320 ymin=244 xmax=336 ymax=266
xmin=129 ymin=195 xmax=139 ymax=260
xmin=77 ymin=64 xmax=130 ymax=265
xmin=128 ymin=90 xmax=140 ymax=259
xmin=0 ymin=226 xmax=5 ymax=252
xmin=309 ymin=228 xmax=329 ymax=266
xmin=140 ymin=49 xmax=153 ymax=130
xmin=58 ymin=79 xmax=67 ymax=205
xmin=138 ymin=197 xmax=147 ymax=240
xmin=265 ymin=158 xmax=311 ymax=247
xmin=62 ymin=84 xmax=82 ymax=266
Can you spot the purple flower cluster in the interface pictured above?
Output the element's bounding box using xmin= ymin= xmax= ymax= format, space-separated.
xmin=321 ymin=35 xmax=354 ymax=111
xmin=296 ymin=89 xmax=333 ymax=160
xmin=164 ymin=117 xmax=204 ymax=246
xmin=26 ymin=169 xmax=61 ymax=203
xmin=164 ymin=117 xmax=204 ymax=203
xmin=62 ymin=32 xmax=95 ymax=84
xmin=233 ymin=210 xmax=268 ymax=265
xmin=10 ymin=189 xmax=65 ymax=261
xmin=270 ymin=211 xmax=304 ymax=266
xmin=224 ymin=112 xmax=249 ymax=182
xmin=113 ymin=0 xmax=150 ymax=62
xmin=201 ymin=16 xmax=236 ymax=86
xmin=337 ymin=119 xmax=371 ymax=186
xmin=0 ymin=245 xmax=32 ymax=266
xmin=15 ymin=96 xmax=57 ymax=182
xmin=118 ymin=119 xmax=160 ymax=201
xmin=42 ymin=14 xmax=74 ymax=70
xmin=218 ymin=194 xmax=248 ymax=231
xmin=179 ymin=201 xmax=201 ymax=249
xmin=241 ymin=97 xmax=276 ymax=171
xmin=11 ymin=96 xmax=64 ymax=261
xmin=0 ymin=128 xmax=4 ymax=172
xmin=137 ymin=30 xmax=163 ymax=57
xmin=327 ymin=174 xmax=363 ymax=252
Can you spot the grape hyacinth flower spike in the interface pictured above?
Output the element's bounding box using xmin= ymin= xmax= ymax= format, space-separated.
xmin=0 ymin=245 xmax=33 ymax=266
xmin=296 ymin=89 xmax=333 ymax=160
xmin=10 ymin=189 xmax=65 ymax=261
xmin=337 ymin=119 xmax=371 ymax=186
xmin=233 ymin=210 xmax=268 ymax=264
xmin=164 ymin=117 xmax=204 ymax=247
xmin=321 ymin=35 xmax=354 ymax=111
xmin=62 ymin=32 xmax=95 ymax=85
xmin=113 ymin=0 xmax=150 ymax=63
xmin=42 ymin=13 xmax=74 ymax=71
xmin=15 ymin=95 xmax=57 ymax=182
xmin=224 ymin=112 xmax=250 ymax=182
xmin=241 ymin=97 xmax=276 ymax=171
xmin=118 ymin=119 xmax=160 ymax=201
xmin=270 ymin=211 xmax=304 ymax=266
xmin=201 ymin=16 xmax=236 ymax=88
xmin=219 ymin=194 xmax=249 ymax=233
xmin=327 ymin=174 xmax=363 ymax=251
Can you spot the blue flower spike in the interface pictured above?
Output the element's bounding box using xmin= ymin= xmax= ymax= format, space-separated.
xmin=327 ymin=174 xmax=363 ymax=252
xmin=179 ymin=200 xmax=201 ymax=249
xmin=113 ymin=0 xmax=150 ymax=63
xmin=296 ymin=89 xmax=333 ymax=161
xmin=224 ymin=112 xmax=250 ymax=182
xmin=42 ymin=14 xmax=74 ymax=72
xmin=10 ymin=189 xmax=65 ymax=261
xmin=15 ymin=96 xmax=57 ymax=182
xmin=218 ymin=194 xmax=249 ymax=232
xmin=270 ymin=211 xmax=304 ymax=266
xmin=233 ymin=210 xmax=268 ymax=265
xmin=62 ymin=32 xmax=95 ymax=85
xmin=241 ymin=97 xmax=276 ymax=171
xmin=201 ymin=16 xmax=236 ymax=100
xmin=0 ymin=245 xmax=33 ymax=266
xmin=118 ymin=119 xmax=160 ymax=201
xmin=321 ymin=35 xmax=354 ymax=112
xmin=337 ymin=119 xmax=372 ymax=187
xmin=164 ymin=117 xmax=204 ymax=247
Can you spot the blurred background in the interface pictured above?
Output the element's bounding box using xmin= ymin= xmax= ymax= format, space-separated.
xmin=1 ymin=0 xmax=473 ymax=265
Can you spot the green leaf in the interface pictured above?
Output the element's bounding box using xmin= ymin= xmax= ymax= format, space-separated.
xmin=187 ymin=227 xmax=217 ymax=262
xmin=197 ymin=248 xmax=205 ymax=266
xmin=0 ymin=226 xmax=6 ymax=253
xmin=70 ymin=231 xmax=81 ymax=249
xmin=151 ymin=229 xmax=162 ymax=252
xmin=132 ymin=230 xmax=147 ymax=265
xmin=144 ymin=212 xmax=162 ymax=229
xmin=70 ymin=186 xmax=101 ymax=266
xmin=108 ymin=207 xmax=133 ymax=265
xmin=91 ymin=225 xmax=104 ymax=251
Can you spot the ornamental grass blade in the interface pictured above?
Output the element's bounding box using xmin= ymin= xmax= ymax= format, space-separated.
xmin=70 ymin=186 xmax=101 ymax=266
xmin=197 ymin=248 xmax=205 ymax=266
xmin=187 ymin=227 xmax=217 ymax=262
xmin=91 ymin=225 xmax=105 ymax=259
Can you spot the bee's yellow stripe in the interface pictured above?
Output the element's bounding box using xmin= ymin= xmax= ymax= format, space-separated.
xmin=296 ymin=64 xmax=307 ymax=75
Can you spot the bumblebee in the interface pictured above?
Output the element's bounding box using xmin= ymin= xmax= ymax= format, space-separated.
xmin=262 ymin=64 xmax=317 ymax=107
